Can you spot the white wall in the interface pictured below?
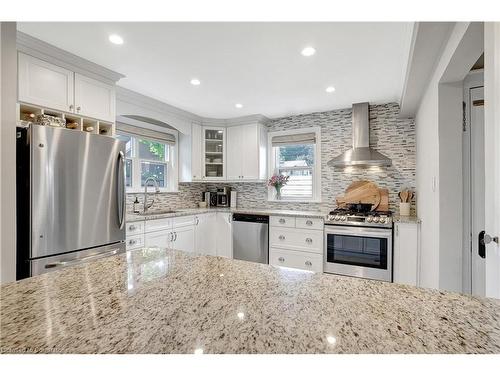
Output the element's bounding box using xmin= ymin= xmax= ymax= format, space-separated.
xmin=0 ymin=22 xmax=18 ymax=283
xmin=415 ymin=22 xmax=483 ymax=292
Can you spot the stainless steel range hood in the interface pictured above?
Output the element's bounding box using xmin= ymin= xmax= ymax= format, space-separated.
xmin=328 ymin=102 xmax=392 ymax=168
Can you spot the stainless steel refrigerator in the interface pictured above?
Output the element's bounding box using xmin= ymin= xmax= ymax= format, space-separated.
xmin=16 ymin=125 xmax=126 ymax=279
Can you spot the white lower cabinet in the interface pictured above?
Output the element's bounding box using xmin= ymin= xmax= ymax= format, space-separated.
xmin=216 ymin=212 xmax=232 ymax=258
xmin=144 ymin=230 xmax=171 ymax=248
xmin=171 ymin=225 xmax=195 ymax=252
xmin=269 ymin=248 xmax=323 ymax=273
xmin=195 ymin=213 xmax=217 ymax=255
xmin=393 ymin=222 xmax=420 ymax=286
xmin=268 ymin=215 xmax=324 ymax=272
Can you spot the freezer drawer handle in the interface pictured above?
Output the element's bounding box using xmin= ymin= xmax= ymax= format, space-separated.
xmin=44 ymin=248 xmax=121 ymax=269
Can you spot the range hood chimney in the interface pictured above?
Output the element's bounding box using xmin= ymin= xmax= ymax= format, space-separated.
xmin=328 ymin=102 xmax=392 ymax=168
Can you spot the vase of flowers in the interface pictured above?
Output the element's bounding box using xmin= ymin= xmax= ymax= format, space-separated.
xmin=268 ymin=174 xmax=290 ymax=200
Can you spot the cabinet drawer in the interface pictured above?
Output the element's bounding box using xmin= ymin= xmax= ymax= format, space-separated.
xmin=126 ymin=235 xmax=144 ymax=250
xmin=270 ymin=227 xmax=323 ymax=254
xmin=145 ymin=218 xmax=172 ymax=233
xmin=173 ymin=215 xmax=196 ymax=228
xmin=296 ymin=217 xmax=324 ymax=230
xmin=270 ymin=248 xmax=323 ymax=272
xmin=126 ymin=221 xmax=144 ymax=236
xmin=270 ymin=216 xmax=296 ymax=228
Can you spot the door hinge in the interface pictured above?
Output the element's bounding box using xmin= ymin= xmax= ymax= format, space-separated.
xmin=462 ymin=101 xmax=467 ymax=132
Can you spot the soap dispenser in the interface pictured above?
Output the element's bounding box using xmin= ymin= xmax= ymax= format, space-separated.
xmin=133 ymin=196 xmax=140 ymax=213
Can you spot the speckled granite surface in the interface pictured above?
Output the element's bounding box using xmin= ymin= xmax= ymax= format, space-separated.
xmin=393 ymin=216 xmax=421 ymax=224
xmin=127 ymin=208 xmax=327 ymax=222
xmin=1 ymin=248 xmax=499 ymax=354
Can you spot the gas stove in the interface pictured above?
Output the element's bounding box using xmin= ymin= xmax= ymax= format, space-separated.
xmin=325 ymin=208 xmax=393 ymax=228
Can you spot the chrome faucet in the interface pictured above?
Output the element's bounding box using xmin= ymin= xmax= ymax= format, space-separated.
xmin=143 ymin=177 xmax=160 ymax=213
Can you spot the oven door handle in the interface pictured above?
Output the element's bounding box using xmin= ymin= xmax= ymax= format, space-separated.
xmin=324 ymin=227 xmax=392 ymax=237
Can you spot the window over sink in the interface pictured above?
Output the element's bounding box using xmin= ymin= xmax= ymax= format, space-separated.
xmin=268 ymin=127 xmax=321 ymax=202
xmin=116 ymin=123 xmax=178 ymax=193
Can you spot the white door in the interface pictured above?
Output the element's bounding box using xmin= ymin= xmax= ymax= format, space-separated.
xmin=172 ymin=226 xmax=195 ymax=252
xmin=469 ymin=87 xmax=486 ymax=296
xmin=195 ymin=214 xmax=217 ymax=255
xmin=74 ymin=73 xmax=115 ymax=122
xmin=18 ymin=53 xmax=74 ymax=112
xmin=393 ymin=223 xmax=419 ymax=286
xmin=191 ymin=123 xmax=202 ymax=181
xmin=484 ymin=23 xmax=500 ymax=299
xmin=216 ymin=212 xmax=232 ymax=258
xmin=226 ymin=126 xmax=242 ymax=180
xmin=144 ymin=230 xmax=171 ymax=248
xmin=241 ymin=124 xmax=259 ymax=180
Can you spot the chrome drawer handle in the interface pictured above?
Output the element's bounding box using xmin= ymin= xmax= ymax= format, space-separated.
xmin=278 ymin=257 xmax=285 ymax=262
xmin=129 ymin=239 xmax=137 ymax=245
xmin=279 ymin=218 xmax=285 ymax=224
xmin=305 ymin=261 xmax=312 ymax=266
xmin=279 ymin=235 xmax=285 ymax=240
xmin=129 ymin=225 xmax=136 ymax=231
xmin=306 ymin=220 xmax=313 ymax=226
xmin=306 ymin=238 xmax=313 ymax=244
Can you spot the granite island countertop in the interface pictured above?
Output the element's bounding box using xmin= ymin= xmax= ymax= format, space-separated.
xmin=1 ymin=248 xmax=499 ymax=354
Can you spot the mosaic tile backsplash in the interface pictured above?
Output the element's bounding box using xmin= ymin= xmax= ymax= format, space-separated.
xmin=127 ymin=103 xmax=416 ymax=215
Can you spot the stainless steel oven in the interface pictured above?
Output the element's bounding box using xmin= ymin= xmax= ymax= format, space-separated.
xmin=324 ymin=225 xmax=392 ymax=282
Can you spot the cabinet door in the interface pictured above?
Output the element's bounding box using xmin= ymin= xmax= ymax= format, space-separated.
xmin=393 ymin=223 xmax=419 ymax=286
xmin=216 ymin=213 xmax=232 ymax=258
xmin=191 ymin=123 xmax=203 ymax=181
xmin=18 ymin=53 xmax=74 ymax=112
xmin=144 ymin=230 xmax=171 ymax=249
xmin=202 ymin=127 xmax=226 ymax=180
xmin=241 ymin=124 xmax=260 ymax=180
xmin=74 ymin=73 xmax=115 ymax=122
xmin=172 ymin=225 xmax=195 ymax=252
xmin=195 ymin=213 xmax=217 ymax=255
xmin=226 ymin=126 xmax=242 ymax=180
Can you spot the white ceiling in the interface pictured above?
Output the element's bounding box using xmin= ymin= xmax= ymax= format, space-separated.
xmin=18 ymin=22 xmax=413 ymax=119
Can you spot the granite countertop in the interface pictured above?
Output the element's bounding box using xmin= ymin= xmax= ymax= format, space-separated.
xmin=127 ymin=208 xmax=327 ymax=222
xmin=393 ymin=216 xmax=421 ymax=224
xmin=1 ymin=248 xmax=499 ymax=354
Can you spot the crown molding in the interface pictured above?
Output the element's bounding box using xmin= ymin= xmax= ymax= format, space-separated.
xmin=16 ymin=31 xmax=125 ymax=84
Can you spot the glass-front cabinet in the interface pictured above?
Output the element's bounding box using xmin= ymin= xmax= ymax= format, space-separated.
xmin=202 ymin=127 xmax=226 ymax=180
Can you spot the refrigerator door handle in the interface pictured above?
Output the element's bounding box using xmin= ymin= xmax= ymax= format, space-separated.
xmin=44 ymin=248 xmax=121 ymax=269
xmin=117 ymin=151 xmax=125 ymax=229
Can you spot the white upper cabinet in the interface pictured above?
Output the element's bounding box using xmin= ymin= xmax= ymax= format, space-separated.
xmin=17 ymin=53 xmax=116 ymax=123
xmin=191 ymin=123 xmax=203 ymax=181
xmin=202 ymin=127 xmax=226 ymax=180
xmin=74 ymin=73 xmax=115 ymax=122
xmin=18 ymin=53 xmax=74 ymax=113
xmin=226 ymin=123 xmax=267 ymax=181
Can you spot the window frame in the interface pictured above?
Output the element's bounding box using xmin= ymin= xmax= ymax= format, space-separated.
xmin=267 ymin=127 xmax=321 ymax=202
xmin=116 ymin=131 xmax=178 ymax=193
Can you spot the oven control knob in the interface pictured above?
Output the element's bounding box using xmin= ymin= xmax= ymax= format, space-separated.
xmin=373 ymin=217 xmax=380 ymax=223
xmin=366 ymin=216 xmax=373 ymax=223
xmin=379 ymin=217 xmax=386 ymax=224
xmin=335 ymin=215 xmax=340 ymax=221
xmin=341 ymin=216 xmax=347 ymax=221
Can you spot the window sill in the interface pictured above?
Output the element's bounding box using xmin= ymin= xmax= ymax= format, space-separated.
xmin=267 ymin=199 xmax=322 ymax=203
xmin=126 ymin=189 xmax=179 ymax=194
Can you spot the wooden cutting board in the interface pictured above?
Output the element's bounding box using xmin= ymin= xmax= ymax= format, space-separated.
xmin=336 ymin=181 xmax=381 ymax=210
xmin=376 ymin=188 xmax=389 ymax=212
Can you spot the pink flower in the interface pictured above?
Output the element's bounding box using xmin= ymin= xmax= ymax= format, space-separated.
xmin=267 ymin=174 xmax=290 ymax=187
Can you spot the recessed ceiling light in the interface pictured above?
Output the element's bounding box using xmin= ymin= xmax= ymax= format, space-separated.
xmin=108 ymin=34 xmax=124 ymax=45
xmin=301 ymin=46 xmax=316 ymax=57
xmin=190 ymin=78 xmax=201 ymax=86
xmin=235 ymin=103 xmax=243 ymax=109
xmin=326 ymin=86 xmax=336 ymax=93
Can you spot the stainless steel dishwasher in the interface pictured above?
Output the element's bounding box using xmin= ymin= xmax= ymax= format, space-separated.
xmin=232 ymin=214 xmax=269 ymax=264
